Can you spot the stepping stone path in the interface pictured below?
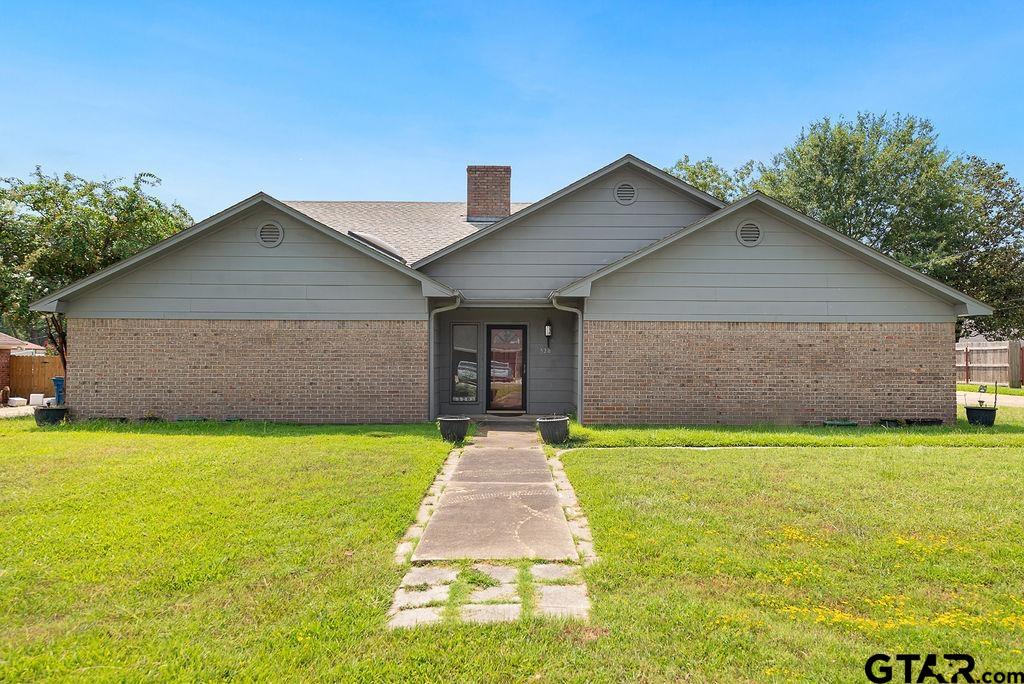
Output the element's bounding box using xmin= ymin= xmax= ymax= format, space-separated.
xmin=462 ymin=602 xmax=522 ymax=624
xmin=388 ymin=421 xmax=596 ymax=628
xmin=535 ymin=584 xmax=590 ymax=618
xmin=391 ymin=584 xmax=451 ymax=610
xmin=469 ymin=584 xmax=519 ymax=603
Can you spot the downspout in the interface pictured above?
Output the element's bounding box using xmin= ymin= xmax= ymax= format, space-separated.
xmin=550 ymin=294 xmax=584 ymax=422
xmin=428 ymin=292 xmax=463 ymax=420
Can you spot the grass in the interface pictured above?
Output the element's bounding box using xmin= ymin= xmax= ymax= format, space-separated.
xmin=561 ymin=444 xmax=1024 ymax=680
xmin=3 ymin=413 xmax=1024 ymax=680
xmin=959 ymin=382 xmax=1024 ymax=397
xmin=0 ymin=419 xmax=454 ymax=680
xmin=565 ymin=405 xmax=1024 ymax=448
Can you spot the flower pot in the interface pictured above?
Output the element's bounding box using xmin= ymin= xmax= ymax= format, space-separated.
xmin=537 ymin=415 xmax=570 ymax=444
xmin=965 ymin=406 xmax=997 ymax=427
xmin=34 ymin=406 xmax=68 ymax=426
xmin=437 ymin=415 xmax=470 ymax=442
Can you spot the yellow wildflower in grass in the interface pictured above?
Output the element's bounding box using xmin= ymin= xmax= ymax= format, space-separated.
xmin=890 ymin=532 xmax=965 ymax=560
xmin=932 ymin=609 xmax=986 ymax=629
xmin=995 ymin=613 xmax=1024 ymax=629
xmin=781 ymin=570 xmax=806 ymax=586
xmin=778 ymin=525 xmax=825 ymax=547
xmin=756 ymin=561 xmax=824 ymax=587
xmin=714 ymin=612 xmax=763 ymax=629
xmin=780 ymin=602 xmax=928 ymax=634
xmin=864 ymin=594 xmax=908 ymax=610
xmin=763 ymin=665 xmax=801 ymax=680
xmin=746 ymin=591 xmax=787 ymax=609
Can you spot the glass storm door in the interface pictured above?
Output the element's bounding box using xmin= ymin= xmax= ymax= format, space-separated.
xmin=487 ymin=326 xmax=526 ymax=411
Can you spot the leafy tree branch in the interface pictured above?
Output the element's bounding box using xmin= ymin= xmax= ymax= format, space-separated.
xmin=0 ymin=169 xmax=192 ymax=376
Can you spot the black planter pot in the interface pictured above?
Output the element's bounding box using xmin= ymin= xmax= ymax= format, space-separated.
xmin=965 ymin=406 xmax=997 ymax=427
xmin=35 ymin=406 xmax=69 ymax=426
xmin=437 ymin=415 xmax=470 ymax=442
xmin=537 ymin=415 xmax=570 ymax=444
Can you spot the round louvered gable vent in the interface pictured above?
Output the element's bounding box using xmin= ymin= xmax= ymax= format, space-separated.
xmin=614 ymin=182 xmax=637 ymax=205
xmin=736 ymin=221 xmax=763 ymax=247
xmin=257 ymin=221 xmax=284 ymax=248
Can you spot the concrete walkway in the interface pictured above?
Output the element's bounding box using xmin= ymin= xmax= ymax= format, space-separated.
xmin=388 ymin=421 xmax=595 ymax=628
xmin=0 ymin=406 xmax=34 ymax=419
xmin=959 ymin=391 xmax=1024 ymax=408
xmin=412 ymin=423 xmax=577 ymax=561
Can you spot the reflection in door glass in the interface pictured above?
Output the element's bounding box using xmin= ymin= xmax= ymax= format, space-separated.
xmin=489 ymin=327 xmax=524 ymax=410
xmin=451 ymin=324 xmax=478 ymax=402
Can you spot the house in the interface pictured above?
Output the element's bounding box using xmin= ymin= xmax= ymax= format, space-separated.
xmin=30 ymin=155 xmax=991 ymax=425
xmin=0 ymin=333 xmax=46 ymax=392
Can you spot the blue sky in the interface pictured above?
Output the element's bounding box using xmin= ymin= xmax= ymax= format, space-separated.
xmin=2 ymin=1 xmax=1022 ymax=220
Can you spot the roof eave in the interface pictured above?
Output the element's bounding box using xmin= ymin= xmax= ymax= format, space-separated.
xmin=748 ymin=193 xmax=994 ymax=317
xmin=553 ymin=192 xmax=994 ymax=317
xmin=458 ymin=297 xmax=553 ymax=308
xmin=29 ymin=192 xmax=454 ymax=312
xmin=958 ymin=301 xmax=995 ymax=316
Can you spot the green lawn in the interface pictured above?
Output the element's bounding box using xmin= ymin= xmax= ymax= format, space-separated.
xmin=3 ymin=415 xmax=1023 ymax=681
xmin=959 ymin=382 xmax=1024 ymax=397
xmin=567 ymin=405 xmax=1024 ymax=448
xmin=0 ymin=419 xmax=457 ymax=680
xmin=562 ymin=444 xmax=1024 ymax=680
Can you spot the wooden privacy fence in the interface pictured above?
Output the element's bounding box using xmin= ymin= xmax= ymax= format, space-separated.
xmin=9 ymin=356 xmax=65 ymax=398
xmin=956 ymin=340 xmax=1023 ymax=388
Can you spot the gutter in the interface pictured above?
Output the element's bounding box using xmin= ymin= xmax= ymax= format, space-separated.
xmin=428 ymin=292 xmax=463 ymax=420
xmin=550 ymin=294 xmax=584 ymax=423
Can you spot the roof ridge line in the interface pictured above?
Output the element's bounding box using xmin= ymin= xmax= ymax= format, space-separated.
xmin=284 ymin=200 xmax=533 ymax=204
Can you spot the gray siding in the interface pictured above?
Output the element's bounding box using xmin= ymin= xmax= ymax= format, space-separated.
xmin=422 ymin=168 xmax=718 ymax=299
xmin=62 ymin=208 xmax=429 ymax=320
xmin=434 ymin=307 xmax=577 ymax=416
xmin=585 ymin=207 xmax=960 ymax=322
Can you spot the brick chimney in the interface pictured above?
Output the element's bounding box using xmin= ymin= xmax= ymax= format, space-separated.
xmin=466 ymin=165 xmax=511 ymax=222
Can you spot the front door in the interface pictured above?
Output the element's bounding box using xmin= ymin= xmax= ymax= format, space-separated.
xmin=486 ymin=325 xmax=526 ymax=411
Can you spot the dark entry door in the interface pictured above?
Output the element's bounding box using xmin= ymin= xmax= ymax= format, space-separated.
xmin=486 ymin=325 xmax=526 ymax=411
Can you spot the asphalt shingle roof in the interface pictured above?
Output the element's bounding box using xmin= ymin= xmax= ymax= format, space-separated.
xmin=283 ymin=201 xmax=531 ymax=263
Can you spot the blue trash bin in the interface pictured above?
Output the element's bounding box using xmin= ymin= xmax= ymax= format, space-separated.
xmin=52 ymin=376 xmax=65 ymax=405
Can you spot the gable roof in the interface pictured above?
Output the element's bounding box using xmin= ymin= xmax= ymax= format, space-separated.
xmin=554 ymin=192 xmax=993 ymax=317
xmin=284 ymin=201 xmax=531 ymax=263
xmin=29 ymin=193 xmax=456 ymax=313
xmin=410 ymin=154 xmax=727 ymax=268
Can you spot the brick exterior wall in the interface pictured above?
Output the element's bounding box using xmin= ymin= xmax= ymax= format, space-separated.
xmin=0 ymin=349 xmax=9 ymax=392
xmin=583 ymin=321 xmax=956 ymax=425
xmin=466 ymin=165 xmax=511 ymax=220
xmin=66 ymin=318 xmax=428 ymax=423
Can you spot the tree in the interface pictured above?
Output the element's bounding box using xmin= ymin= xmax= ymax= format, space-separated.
xmin=0 ymin=169 xmax=192 ymax=371
xmin=948 ymin=156 xmax=1024 ymax=338
xmin=666 ymin=113 xmax=1024 ymax=339
xmin=668 ymin=155 xmax=756 ymax=203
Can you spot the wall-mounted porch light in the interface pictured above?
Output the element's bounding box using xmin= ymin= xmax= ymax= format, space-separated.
xmin=544 ymin=319 xmax=553 ymax=348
